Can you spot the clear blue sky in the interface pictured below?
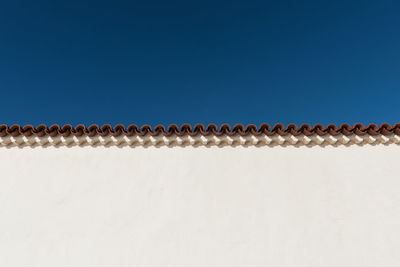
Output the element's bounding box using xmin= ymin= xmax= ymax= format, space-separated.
xmin=1 ymin=0 xmax=399 ymax=126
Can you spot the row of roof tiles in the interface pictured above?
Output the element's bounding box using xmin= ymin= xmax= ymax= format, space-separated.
xmin=1 ymin=123 xmax=399 ymax=137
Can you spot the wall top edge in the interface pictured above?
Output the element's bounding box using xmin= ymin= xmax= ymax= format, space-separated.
xmin=1 ymin=123 xmax=400 ymax=138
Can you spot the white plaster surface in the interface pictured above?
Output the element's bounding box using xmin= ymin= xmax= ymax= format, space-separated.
xmin=0 ymin=145 xmax=400 ymax=266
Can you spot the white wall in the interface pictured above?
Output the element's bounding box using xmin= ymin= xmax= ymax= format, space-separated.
xmin=0 ymin=145 xmax=399 ymax=267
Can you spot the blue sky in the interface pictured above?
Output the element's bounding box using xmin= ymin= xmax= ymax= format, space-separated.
xmin=1 ymin=0 xmax=399 ymax=127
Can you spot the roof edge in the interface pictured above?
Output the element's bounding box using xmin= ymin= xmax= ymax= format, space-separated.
xmin=1 ymin=123 xmax=400 ymax=137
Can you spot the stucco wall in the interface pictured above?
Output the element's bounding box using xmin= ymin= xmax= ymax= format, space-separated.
xmin=1 ymin=145 xmax=399 ymax=266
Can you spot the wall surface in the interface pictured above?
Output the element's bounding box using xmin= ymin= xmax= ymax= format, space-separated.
xmin=0 ymin=145 xmax=399 ymax=267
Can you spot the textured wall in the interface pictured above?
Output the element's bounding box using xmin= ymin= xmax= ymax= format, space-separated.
xmin=1 ymin=146 xmax=399 ymax=266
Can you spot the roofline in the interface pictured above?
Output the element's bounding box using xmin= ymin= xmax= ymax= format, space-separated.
xmin=1 ymin=123 xmax=400 ymax=137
